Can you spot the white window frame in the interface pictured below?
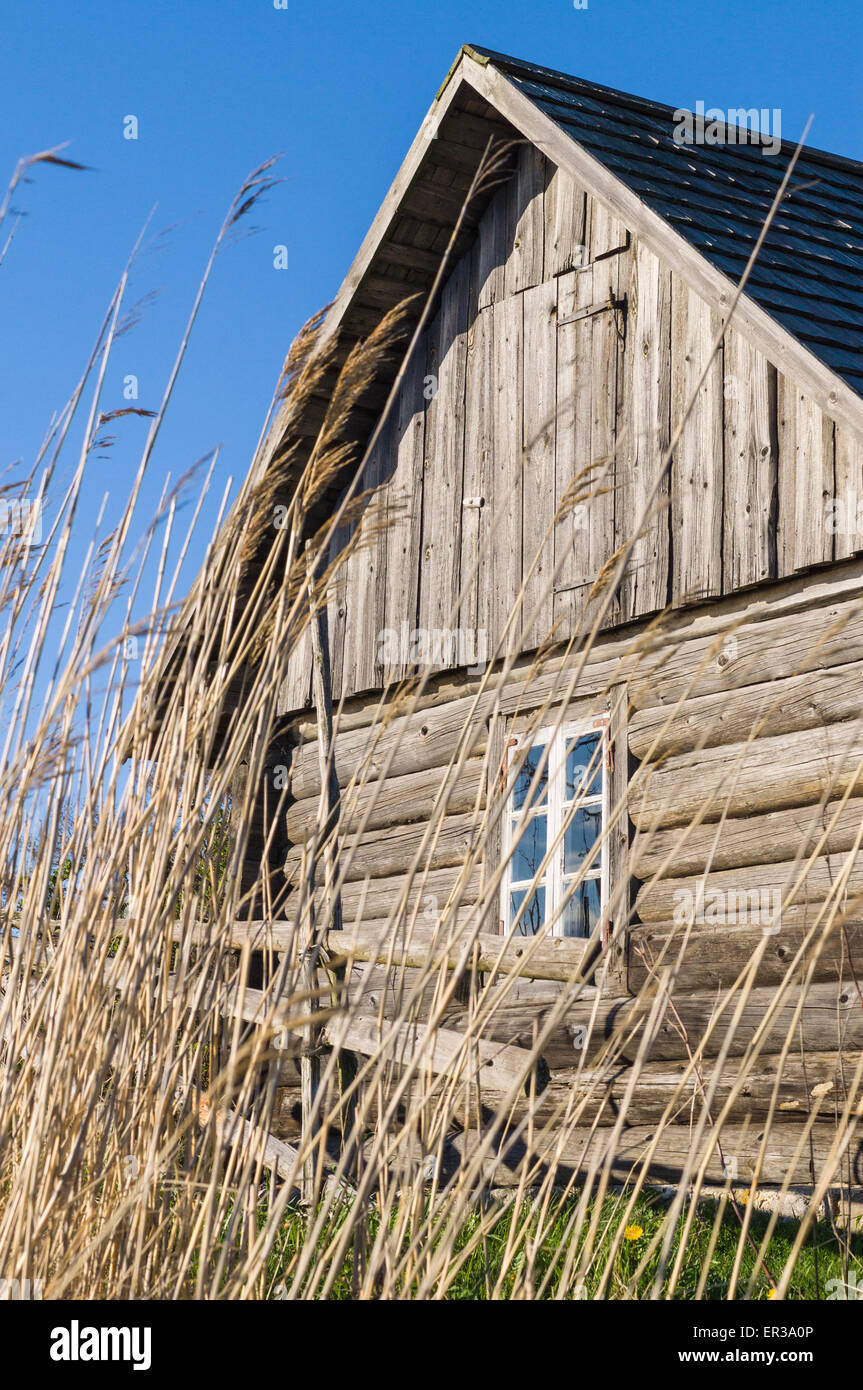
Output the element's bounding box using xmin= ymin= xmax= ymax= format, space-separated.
xmin=500 ymin=715 xmax=610 ymax=939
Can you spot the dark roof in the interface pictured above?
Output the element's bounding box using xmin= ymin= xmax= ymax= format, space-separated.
xmin=470 ymin=46 xmax=863 ymax=394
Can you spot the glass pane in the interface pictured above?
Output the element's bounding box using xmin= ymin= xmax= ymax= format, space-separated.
xmin=510 ymin=813 xmax=547 ymax=883
xmin=510 ymin=886 xmax=546 ymax=937
xmin=565 ymin=733 xmax=601 ymax=801
xmin=560 ymin=878 xmax=601 ymax=939
xmin=564 ymin=805 xmax=602 ymax=874
xmin=512 ymin=742 xmax=548 ymax=811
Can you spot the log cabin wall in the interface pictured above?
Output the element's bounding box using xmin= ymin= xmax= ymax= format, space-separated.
xmin=282 ymin=555 xmax=863 ymax=996
xmin=278 ymin=148 xmax=863 ymax=716
xmin=269 ymin=559 xmax=863 ymax=1173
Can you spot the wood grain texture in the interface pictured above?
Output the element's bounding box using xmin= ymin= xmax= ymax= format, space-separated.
xmin=286 ymin=758 xmax=485 ymax=842
xmin=459 ymin=294 xmax=495 ymax=654
xmin=632 ymin=795 xmax=863 ymax=882
xmin=381 ymin=338 xmax=427 ymax=684
xmin=631 ymin=719 xmax=863 ymax=829
xmin=834 ymin=424 xmax=863 ymax=561
xmin=419 ymin=255 xmax=470 ymax=654
xmin=630 ymin=907 xmax=863 ymax=992
xmin=635 ymin=850 xmax=863 ymax=924
xmin=505 ymin=143 xmax=545 ymax=295
xmin=670 ymin=278 xmax=724 ymax=604
xmin=490 ymin=292 xmax=524 ymax=655
xmin=722 ymin=329 xmax=777 ymax=590
xmin=777 ymin=376 xmax=835 ymax=574
xmin=542 ymin=161 xmax=587 ymax=278
xmin=521 ymin=278 xmax=558 ymax=649
xmin=629 ymin=658 xmax=863 ymax=760
xmin=617 ymin=241 xmax=671 ymax=622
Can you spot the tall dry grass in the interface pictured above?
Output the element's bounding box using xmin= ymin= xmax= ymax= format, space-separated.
xmin=1 ymin=134 xmax=861 ymax=1301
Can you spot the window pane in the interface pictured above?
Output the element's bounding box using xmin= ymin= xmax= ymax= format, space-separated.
xmin=512 ymin=742 xmax=548 ymax=811
xmin=565 ymin=733 xmax=601 ymax=800
xmin=564 ymin=805 xmax=602 ymax=874
xmin=560 ymin=878 xmax=601 ymax=938
xmin=510 ymin=886 xmax=546 ymax=936
xmin=510 ymin=813 xmax=547 ymax=883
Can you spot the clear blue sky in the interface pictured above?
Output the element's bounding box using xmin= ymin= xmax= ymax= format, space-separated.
xmin=3 ymin=0 xmax=862 ymax=647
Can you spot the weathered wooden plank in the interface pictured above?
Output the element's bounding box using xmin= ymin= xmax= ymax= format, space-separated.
xmin=722 ymin=329 xmax=777 ymax=591
xmin=505 ymin=144 xmax=545 ymax=295
xmin=279 ymin=629 xmax=312 ymax=717
xmin=632 ymin=795 xmax=863 ymax=881
xmin=381 ymin=337 xmax=427 ymax=683
xmin=631 ymin=719 xmax=863 ymax=829
xmin=476 ymin=183 xmax=509 ymax=309
xmin=777 ymin=377 xmax=835 ymax=575
xmin=490 ymin=293 xmax=523 ymax=655
xmin=630 ymin=906 xmax=863 ymax=991
xmin=552 ymin=266 xmax=594 ymax=638
xmin=635 ymin=851 xmax=863 ymax=924
xmin=322 ymin=1012 xmax=545 ymax=1099
xmin=285 ymin=811 xmax=479 ymax=884
xmin=589 ymin=196 xmax=627 ymax=262
xmin=542 ymin=162 xmax=586 ymax=278
xmin=521 ymin=279 xmax=558 ymax=649
xmin=670 ymin=279 xmax=724 ymax=604
xmin=553 ymin=250 xmax=619 ymax=635
xmin=629 ymin=658 xmax=863 ymax=760
xmin=286 ymin=757 xmax=485 ymax=841
xmin=419 ymin=256 xmax=470 ymax=654
xmin=834 ymin=425 xmax=863 ymax=562
xmin=459 ymin=297 xmax=495 ymax=655
xmin=338 ymin=412 xmax=394 ymax=696
xmin=617 ymin=242 xmax=671 ymax=622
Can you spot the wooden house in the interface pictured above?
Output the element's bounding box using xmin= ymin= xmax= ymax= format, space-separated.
xmin=238 ymin=46 xmax=863 ymax=1187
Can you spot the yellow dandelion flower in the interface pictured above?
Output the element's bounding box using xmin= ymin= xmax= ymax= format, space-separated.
xmin=767 ymin=1287 xmax=778 ymax=1300
xmin=624 ymin=1224 xmax=643 ymax=1241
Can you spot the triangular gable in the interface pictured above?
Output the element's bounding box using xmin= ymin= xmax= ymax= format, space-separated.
xmin=253 ymin=43 xmax=863 ymax=495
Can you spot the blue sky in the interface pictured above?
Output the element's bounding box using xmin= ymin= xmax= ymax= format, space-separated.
xmin=2 ymin=0 xmax=862 ymax=645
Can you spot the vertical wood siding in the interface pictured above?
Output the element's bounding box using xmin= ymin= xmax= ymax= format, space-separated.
xmin=287 ymin=151 xmax=863 ymax=713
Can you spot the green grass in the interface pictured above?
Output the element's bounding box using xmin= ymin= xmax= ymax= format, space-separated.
xmin=263 ymin=1190 xmax=863 ymax=1300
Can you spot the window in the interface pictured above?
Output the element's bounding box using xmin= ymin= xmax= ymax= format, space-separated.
xmin=502 ymin=717 xmax=609 ymax=939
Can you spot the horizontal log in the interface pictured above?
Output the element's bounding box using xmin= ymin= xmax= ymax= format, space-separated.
xmin=450 ymin=980 xmax=863 ymax=1066
xmin=629 ymin=590 xmax=863 ymax=710
xmin=635 ymin=853 xmax=863 ymax=924
xmin=285 ymin=758 xmax=485 ymax=841
xmin=629 ymin=660 xmax=863 ymax=759
xmin=321 ymin=1012 xmax=547 ymax=1099
xmin=511 ymin=1051 xmax=863 ymax=1127
xmin=275 ymin=1052 xmax=862 ymax=1135
xmin=631 ymin=721 xmax=863 ymax=829
xmin=444 ymin=1117 xmax=862 ymax=1188
xmin=200 ymin=917 xmax=592 ymax=984
xmin=629 ymin=905 xmax=863 ymax=991
xmin=632 ymin=797 xmax=863 ymax=881
xmin=290 ymin=697 xmax=489 ymax=799
xmin=337 ymin=920 xmax=592 ymax=983
xmin=285 ymin=811 xmax=480 ymax=885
